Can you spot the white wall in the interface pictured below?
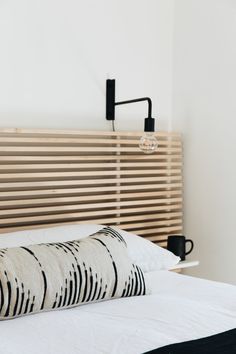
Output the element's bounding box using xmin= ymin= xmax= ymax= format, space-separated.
xmin=0 ymin=0 xmax=174 ymax=131
xmin=2 ymin=0 xmax=236 ymax=284
xmin=173 ymin=0 xmax=236 ymax=284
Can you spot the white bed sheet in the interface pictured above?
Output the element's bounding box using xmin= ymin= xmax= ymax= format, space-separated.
xmin=0 ymin=271 xmax=235 ymax=354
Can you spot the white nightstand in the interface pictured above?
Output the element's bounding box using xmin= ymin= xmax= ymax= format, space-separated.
xmin=170 ymin=260 xmax=199 ymax=272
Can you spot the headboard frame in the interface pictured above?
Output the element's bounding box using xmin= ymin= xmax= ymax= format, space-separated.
xmin=0 ymin=128 xmax=183 ymax=247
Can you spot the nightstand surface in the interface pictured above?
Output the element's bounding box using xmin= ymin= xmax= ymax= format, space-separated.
xmin=170 ymin=260 xmax=199 ymax=270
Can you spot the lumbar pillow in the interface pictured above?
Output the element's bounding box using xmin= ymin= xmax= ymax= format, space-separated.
xmin=0 ymin=227 xmax=149 ymax=320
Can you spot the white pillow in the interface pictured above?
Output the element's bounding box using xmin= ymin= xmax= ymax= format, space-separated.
xmin=0 ymin=224 xmax=102 ymax=248
xmin=112 ymin=227 xmax=180 ymax=272
xmin=0 ymin=224 xmax=180 ymax=272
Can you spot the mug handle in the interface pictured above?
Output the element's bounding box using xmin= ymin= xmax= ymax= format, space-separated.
xmin=185 ymin=239 xmax=194 ymax=255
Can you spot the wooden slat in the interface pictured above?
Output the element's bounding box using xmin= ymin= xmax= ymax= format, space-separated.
xmin=0 ymin=191 xmax=182 ymax=207
xmin=0 ymin=136 xmax=181 ymax=147
xmin=134 ymin=226 xmax=182 ymax=235
xmin=0 ymin=211 xmax=183 ymax=234
xmin=0 ymin=155 xmax=182 ymax=162
xmin=0 ymin=162 xmax=182 ymax=170
xmin=0 ymin=129 xmax=183 ymax=243
xmin=0 ymin=204 xmax=182 ymax=224
xmin=0 ymin=169 xmax=182 ymax=180
xmin=0 ymin=176 xmax=182 ymax=189
xmin=121 ymin=218 xmax=182 ymax=230
xmin=0 ymin=183 xmax=182 ymax=198
xmin=0 ymin=198 xmax=182 ymax=216
xmin=0 ymin=128 xmax=181 ymax=137
xmin=0 ymin=146 xmax=181 ymax=154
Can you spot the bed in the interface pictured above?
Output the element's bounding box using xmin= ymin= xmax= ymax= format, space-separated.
xmin=0 ymin=270 xmax=235 ymax=354
xmin=0 ymin=128 xmax=235 ymax=354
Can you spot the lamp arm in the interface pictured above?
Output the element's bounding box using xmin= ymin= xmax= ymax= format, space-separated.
xmin=105 ymin=79 xmax=157 ymax=153
xmin=106 ymin=79 xmax=155 ymax=132
xmin=115 ymin=97 xmax=152 ymax=119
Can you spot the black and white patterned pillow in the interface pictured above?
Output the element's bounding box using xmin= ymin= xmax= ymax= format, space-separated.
xmin=0 ymin=227 xmax=149 ymax=320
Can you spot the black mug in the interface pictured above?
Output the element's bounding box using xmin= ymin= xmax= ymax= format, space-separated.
xmin=167 ymin=235 xmax=194 ymax=261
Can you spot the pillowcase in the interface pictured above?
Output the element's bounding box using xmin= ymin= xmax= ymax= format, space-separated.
xmin=0 ymin=227 xmax=149 ymax=320
xmin=112 ymin=227 xmax=180 ymax=273
xmin=0 ymin=224 xmax=180 ymax=273
xmin=0 ymin=224 xmax=102 ymax=249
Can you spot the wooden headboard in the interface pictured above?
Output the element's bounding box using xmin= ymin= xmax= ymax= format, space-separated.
xmin=0 ymin=128 xmax=183 ymax=247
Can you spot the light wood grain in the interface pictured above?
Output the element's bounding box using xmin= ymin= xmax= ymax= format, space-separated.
xmin=0 ymin=128 xmax=183 ymax=244
xmin=0 ymin=127 xmax=181 ymax=137
xmin=0 ymin=136 xmax=181 ymax=147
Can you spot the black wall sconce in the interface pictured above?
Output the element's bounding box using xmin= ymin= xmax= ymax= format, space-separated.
xmin=106 ymin=79 xmax=158 ymax=154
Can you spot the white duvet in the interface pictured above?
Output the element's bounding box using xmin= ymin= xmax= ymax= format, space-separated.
xmin=0 ymin=271 xmax=235 ymax=354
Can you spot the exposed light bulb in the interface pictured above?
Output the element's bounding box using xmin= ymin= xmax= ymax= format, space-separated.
xmin=139 ymin=132 xmax=158 ymax=154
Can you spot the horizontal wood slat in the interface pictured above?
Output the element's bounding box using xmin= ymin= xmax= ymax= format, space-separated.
xmin=0 ymin=204 xmax=183 ymax=224
xmin=0 ymin=192 xmax=182 ymax=207
xmin=0 ymin=128 xmax=181 ymax=137
xmin=0 ymin=184 xmax=182 ymax=198
xmin=0 ymin=212 xmax=183 ymax=241
xmin=0 ymin=136 xmax=181 ymax=147
xmin=0 ymin=176 xmax=182 ymax=189
xmin=0 ymin=169 xmax=181 ymax=179
xmin=0 ymin=162 xmax=182 ymax=170
xmin=0 ymin=129 xmax=183 ymax=244
xmin=0 ymin=199 xmax=182 ymax=216
xmin=0 ymin=148 xmax=181 ymax=155
xmin=0 ymin=155 xmax=182 ymax=162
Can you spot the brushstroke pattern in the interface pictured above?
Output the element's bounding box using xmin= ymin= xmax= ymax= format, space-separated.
xmin=0 ymin=227 xmax=148 ymax=320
